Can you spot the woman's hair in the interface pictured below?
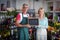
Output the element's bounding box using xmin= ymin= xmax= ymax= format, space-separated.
xmin=38 ymin=7 xmax=44 ymax=14
xmin=38 ymin=7 xmax=45 ymax=17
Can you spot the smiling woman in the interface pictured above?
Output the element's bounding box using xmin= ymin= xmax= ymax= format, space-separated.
xmin=37 ymin=8 xmax=48 ymax=40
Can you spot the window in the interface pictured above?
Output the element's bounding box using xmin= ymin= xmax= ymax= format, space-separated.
xmin=7 ymin=0 xmax=10 ymax=8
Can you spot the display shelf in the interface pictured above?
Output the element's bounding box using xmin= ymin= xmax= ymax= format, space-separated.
xmin=0 ymin=11 xmax=7 ymax=13
xmin=46 ymin=0 xmax=60 ymax=22
xmin=55 ymin=11 xmax=60 ymax=13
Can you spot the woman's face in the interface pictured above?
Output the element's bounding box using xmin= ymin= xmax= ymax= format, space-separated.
xmin=38 ymin=9 xmax=44 ymax=16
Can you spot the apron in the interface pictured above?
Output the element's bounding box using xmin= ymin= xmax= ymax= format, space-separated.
xmin=37 ymin=18 xmax=47 ymax=40
xmin=37 ymin=29 xmax=47 ymax=40
xmin=17 ymin=14 xmax=29 ymax=40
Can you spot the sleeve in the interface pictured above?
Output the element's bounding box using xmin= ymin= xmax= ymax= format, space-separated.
xmin=16 ymin=13 xmax=22 ymax=23
xmin=44 ymin=18 xmax=48 ymax=28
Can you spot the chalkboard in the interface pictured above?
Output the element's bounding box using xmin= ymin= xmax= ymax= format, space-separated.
xmin=28 ymin=18 xmax=39 ymax=26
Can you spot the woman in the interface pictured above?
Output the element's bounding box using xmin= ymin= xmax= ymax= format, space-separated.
xmin=37 ymin=8 xmax=48 ymax=40
xmin=15 ymin=3 xmax=31 ymax=40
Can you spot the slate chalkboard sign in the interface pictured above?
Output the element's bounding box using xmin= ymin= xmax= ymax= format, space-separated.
xmin=28 ymin=18 xmax=39 ymax=26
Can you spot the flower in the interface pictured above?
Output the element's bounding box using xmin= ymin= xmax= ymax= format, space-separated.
xmin=7 ymin=8 xmax=15 ymax=12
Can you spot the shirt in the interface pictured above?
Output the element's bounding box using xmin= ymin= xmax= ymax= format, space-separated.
xmin=37 ymin=17 xmax=48 ymax=35
xmin=16 ymin=13 xmax=29 ymax=23
xmin=37 ymin=17 xmax=48 ymax=29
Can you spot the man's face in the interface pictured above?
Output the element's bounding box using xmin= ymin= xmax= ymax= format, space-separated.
xmin=23 ymin=5 xmax=29 ymax=12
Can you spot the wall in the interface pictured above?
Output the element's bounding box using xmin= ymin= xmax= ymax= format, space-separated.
xmin=0 ymin=0 xmax=7 ymax=10
xmin=16 ymin=0 xmax=48 ymax=12
xmin=0 ymin=0 xmax=48 ymax=12
xmin=10 ymin=0 xmax=16 ymax=8
xmin=16 ymin=0 xmax=29 ymax=9
xmin=0 ymin=0 xmax=7 ymax=5
xmin=0 ymin=0 xmax=16 ymax=9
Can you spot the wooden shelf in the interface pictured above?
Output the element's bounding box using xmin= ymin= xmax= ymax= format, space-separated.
xmin=0 ymin=11 xmax=7 ymax=13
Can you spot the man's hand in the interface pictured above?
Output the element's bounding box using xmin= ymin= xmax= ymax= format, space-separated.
xmin=26 ymin=24 xmax=31 ymax=28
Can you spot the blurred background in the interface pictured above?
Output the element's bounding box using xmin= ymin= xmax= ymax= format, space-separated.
xmin=0 ymin=0 xmax=60 ymax=40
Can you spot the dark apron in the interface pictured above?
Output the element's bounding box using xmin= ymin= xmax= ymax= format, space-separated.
xmin=17 ymin=15 xmax=29 ymax=40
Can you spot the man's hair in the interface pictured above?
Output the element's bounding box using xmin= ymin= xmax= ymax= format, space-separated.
xmin=23 ymin=3 xmax=28 ymax=8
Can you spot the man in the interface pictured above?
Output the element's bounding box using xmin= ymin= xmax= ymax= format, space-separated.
xmin=15 ymin=3 xmax=31 ymax=40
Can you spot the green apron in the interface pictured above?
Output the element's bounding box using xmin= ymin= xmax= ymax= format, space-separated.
xmin=17 ymin=15 xmax=29 ymax=40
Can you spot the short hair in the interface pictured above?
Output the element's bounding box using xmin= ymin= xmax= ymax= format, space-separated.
xmin=23 ymin=3 xmax=28 ymax=8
